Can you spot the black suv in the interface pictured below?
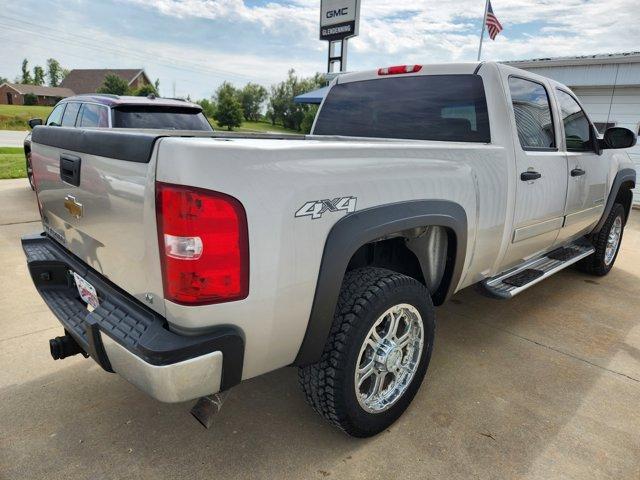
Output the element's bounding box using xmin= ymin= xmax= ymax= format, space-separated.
xmin=25 ymin=94 xmax=213 ymax=189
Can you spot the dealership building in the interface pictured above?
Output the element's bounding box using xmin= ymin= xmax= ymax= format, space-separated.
xmin=505 ymin=52 xmax=640 ymax=205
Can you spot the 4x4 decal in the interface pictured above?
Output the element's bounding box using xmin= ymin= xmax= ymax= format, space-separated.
xmin=295 ymin=196 xmax=357 ymax=220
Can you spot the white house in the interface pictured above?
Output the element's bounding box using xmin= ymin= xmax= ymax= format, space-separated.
xmin=504 ymin=52 xmax=640 ymax=205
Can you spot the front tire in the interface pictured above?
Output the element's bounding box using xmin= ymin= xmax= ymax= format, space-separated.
xmin=26 ymin=152 xmax=35 ymax=191
xmin=298 ymin=267 xmax=435 ymax=437
xmin=579 ymin=203 xmax=625 ymax=276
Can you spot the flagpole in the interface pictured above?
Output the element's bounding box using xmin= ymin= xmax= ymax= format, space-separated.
xmin=477 ymin=0 xmax=489 ymax=61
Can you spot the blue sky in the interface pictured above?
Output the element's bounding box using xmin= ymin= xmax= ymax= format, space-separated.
xmin=1 ymin=0 xmax=637 ymax=99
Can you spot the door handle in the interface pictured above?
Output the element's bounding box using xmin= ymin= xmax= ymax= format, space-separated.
xmin=520 ymin=171 xmax=542 ymax=181
xmin=60 ymin=154 xmax=81 ymax=187
xmin=571 ymin=168 xmax=586 ymax=177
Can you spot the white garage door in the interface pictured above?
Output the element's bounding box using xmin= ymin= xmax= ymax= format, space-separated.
xmin=573 ymin=86 xmax=640 ymax=205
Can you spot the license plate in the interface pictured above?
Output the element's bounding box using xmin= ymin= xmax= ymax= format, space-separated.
xmin=72 ymin=272 xmax=100 ymax=309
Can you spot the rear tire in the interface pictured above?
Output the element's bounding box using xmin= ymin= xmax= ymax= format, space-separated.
xmin=579 ymin=203 xmax=625 ymax=276
xmin=298 ymin=267 xmax=435 ymax=437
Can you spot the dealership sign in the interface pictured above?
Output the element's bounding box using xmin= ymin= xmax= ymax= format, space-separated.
xmin=319 ymin=0 xmax=360 ymax=41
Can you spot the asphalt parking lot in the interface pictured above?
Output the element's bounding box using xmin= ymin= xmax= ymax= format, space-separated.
xmin=1 ymin=177 xmax=639 ymax=480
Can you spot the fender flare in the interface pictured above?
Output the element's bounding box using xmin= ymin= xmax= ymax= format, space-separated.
xmin=592 ymin=168 xmax=636 ymax=232
xmin=293 ymin=200 xmax=468 ymax=366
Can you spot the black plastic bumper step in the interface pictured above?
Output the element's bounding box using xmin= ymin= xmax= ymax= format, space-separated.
xmin=21 ymin=233 xmax=244 ymax=390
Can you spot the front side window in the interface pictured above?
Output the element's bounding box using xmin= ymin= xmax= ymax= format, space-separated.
xmin=508 ymin=77 xmax=556 ymax=150
xmin=594 ymin=121 xmax=616 ymax=135
xmin=46 ymin=103 xmax=66 ymax=126
xmin=313 ymin=75 xmax=491 ymax=142
xmin=79 ymin=103 xmax=109 ymax=127
xmin=555 ymin=90 xmax=594 ymax=151
xmin=61 ymin=102 xmax=81 ymax=127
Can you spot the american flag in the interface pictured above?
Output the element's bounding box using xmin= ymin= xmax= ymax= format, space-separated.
xmin=485 ymin=1 xmax=503 ymax=40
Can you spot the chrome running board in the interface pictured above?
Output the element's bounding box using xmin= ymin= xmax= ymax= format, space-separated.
xmin=482 ymin=238 xmax=595 ymax=299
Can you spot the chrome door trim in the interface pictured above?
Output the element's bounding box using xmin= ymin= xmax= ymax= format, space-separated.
xmin=512 ymin=216 xmax=564 ymax=243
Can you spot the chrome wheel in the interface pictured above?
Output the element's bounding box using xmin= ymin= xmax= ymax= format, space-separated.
xmin=355 ymin=303 xmax=424 ymax=414
xmin=604 ymin=216 xmax=622 ymax=266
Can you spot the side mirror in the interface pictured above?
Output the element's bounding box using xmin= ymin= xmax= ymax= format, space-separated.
xmin=28 ymin=118 xmax=43 ymax=129
xmin=600 ymin=127 xmax=637 ymax=150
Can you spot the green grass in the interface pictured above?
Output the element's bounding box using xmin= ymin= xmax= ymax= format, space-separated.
xmin=0 ymin=147 xmax=26 ymax=179
xmin=208 ymin=119 xmax=300 ymax=134
xmin=0 ymin=105 xmax=53 ymax=130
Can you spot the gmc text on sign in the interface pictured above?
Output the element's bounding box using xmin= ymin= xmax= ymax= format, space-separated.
xmin=319 ymin=0 xmax=360 ymax=41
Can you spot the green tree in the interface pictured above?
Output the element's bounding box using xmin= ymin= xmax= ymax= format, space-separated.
xmin=97 ymin=74 xmax=130 ymax=95
xmin=265 ymin=108 xmax=277 ymax=126
xmin=33 ymin=66 xmax=45 ymax=86
xmin=20 ymin=59 xmax=32 ymax=84
xmin=213 ymin=82 xmax=243 ymax=131
xmin=46 ymin=58 xmax=65 ymax=87
xmin=268 ymin=70 xmax=325 ymax=131
xmin=0 ymin=76 xmax=7 ymax=85
xmin=301 ymin=105 xmax=319 ymax=134
xmin=133 ymin=83 xmax=158 ymax=97
xmin=239 ymin=83 xmax=268 ymax=122
xmin=197 ymin=98 xmax=216 ymax=118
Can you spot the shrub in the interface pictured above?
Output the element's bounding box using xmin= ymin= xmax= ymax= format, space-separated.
xmin=23 ymin=93 xmax=37 ymax=106
xmin=133 ymin=83 xmax=159 ymax=97
xmin=97 ymin=75 xmax=131 ymax=95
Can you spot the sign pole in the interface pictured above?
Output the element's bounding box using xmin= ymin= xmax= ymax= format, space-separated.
xmin=320 ymin=0 xmax=360 ymax=73
xmin=477 ymin=0 xmax=489 ymax=61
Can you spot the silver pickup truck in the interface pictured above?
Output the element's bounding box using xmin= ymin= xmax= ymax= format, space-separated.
xmin=23 ymin=62 xmax=636 ymax=437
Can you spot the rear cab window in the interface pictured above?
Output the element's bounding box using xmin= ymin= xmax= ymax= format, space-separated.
xmin=78 ymin=103 xmax=110 ymax=128
xmin=112 ymin=106 xmax=213 ymax=131
xmin=313 ymin=75 xmax=491 ymax=143
xmin=508 ymin=77 xmax=556 ymax=151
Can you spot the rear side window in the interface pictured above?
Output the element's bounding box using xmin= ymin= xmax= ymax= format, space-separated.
xmin=79 ymin=103 xmax=109 ymax=128
xmin=112 ymin=106 xmax=213 ymax=131
xmin=61 ymin=102 xmax=81 ymax=127
xmin=555 ymin=89 xmax=594 ymax=152
xmin=46 ymin=103 xmax=66 ymax=126
xmin=313 ymin=75 xmax=490 ymax=143
xmin=508 ymin=77 xmax=556 ymax=150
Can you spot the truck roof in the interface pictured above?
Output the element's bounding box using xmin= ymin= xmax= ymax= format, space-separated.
xmin=335 ymin=62 xmax=484 ymax=85
xmin=58 ymin=94 xmax=202 ymax=110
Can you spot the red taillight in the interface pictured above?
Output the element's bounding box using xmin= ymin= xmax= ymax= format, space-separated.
xmin=378 ymin=65 xmax=423 ymax=75
xmin=156 ymin=182 xmax=249 ymax=305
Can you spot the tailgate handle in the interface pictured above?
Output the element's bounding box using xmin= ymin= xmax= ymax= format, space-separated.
xmin=60 ymin=154 xmax=81 ymax=187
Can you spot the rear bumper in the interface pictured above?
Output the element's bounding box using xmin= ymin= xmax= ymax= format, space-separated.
xmin=22 ymin=233 xmax=244 ymax=402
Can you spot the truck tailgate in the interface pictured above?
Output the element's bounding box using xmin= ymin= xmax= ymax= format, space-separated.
xmin=30 ymin=127 xmax=165 ymax=313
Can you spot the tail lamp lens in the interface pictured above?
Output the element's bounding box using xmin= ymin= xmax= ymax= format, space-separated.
xmin=156 ymin=182 xmax=249 ymax=305
xmin=378 ymin=65 xmax=423 ymax=75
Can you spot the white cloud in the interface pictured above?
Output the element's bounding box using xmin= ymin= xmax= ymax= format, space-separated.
xmin=124 ymin=0 xmax=640 ymax=63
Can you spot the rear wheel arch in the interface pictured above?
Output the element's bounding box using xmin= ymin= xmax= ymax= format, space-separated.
xmin=293 ymin=200 xmax=467 ymax=366
xmin=593 ymin=168 xmax=636 ymax=232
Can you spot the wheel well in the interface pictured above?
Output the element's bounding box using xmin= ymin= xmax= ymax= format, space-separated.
xmin=616 ymin=181 xmax=634 ymax=225
xmin=345 ymin=226 xmax=457 ymax=305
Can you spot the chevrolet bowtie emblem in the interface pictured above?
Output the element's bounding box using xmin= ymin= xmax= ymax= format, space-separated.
xmin=64 ymin=194 xmax=83 ymax=219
